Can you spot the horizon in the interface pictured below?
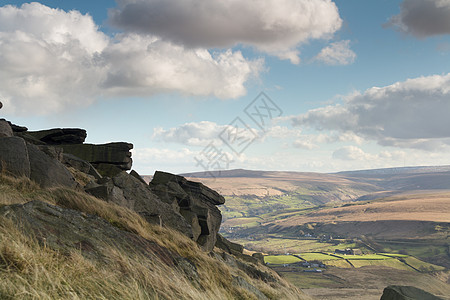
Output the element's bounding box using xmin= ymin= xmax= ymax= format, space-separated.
xmin=1 ymin=0 xmax=450 ymax=175
xmin=174 ymin=164 xmax=450 ymax=177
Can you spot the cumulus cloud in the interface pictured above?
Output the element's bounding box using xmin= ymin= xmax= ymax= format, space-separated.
xmin=109 ymin=0 xmax=343 ymax=64
xmin=0 ymin=3 xmax=108 ymax=115
xmin=293 ymin=140 xmax=318 ymax=150
xmin=385 ymin=0 xmax=450 ymax=37
xmin=101 ymin=34 xmax=262 ymax=98
xmin=291 ymin=73 xmax=450 ymax=150
xmin=293 ymin=132 xmax=363 ymax=150
xmin=0 ymin=3 xmax=262 ymax=115
xmin=314 ymin=40 xmax=356 ymax=65
xmin=153 ymin=121 xmax=259 ymax=146
xmin=332 ymin=146 xmax=372 ymax=161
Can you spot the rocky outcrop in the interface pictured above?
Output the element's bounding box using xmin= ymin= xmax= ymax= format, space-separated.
xmin=1 ymin=120 xmax=226 ymax=252
xmin=150 ymin=171 xmax=224 ymax=251
xmin=380 ymin=285 xmax=443 ymax=300
xmin=0 ymin=123 xmax=75 ymax=188
xmin=19 ymin=128 xmax=87 ymax=145
xmin=60 ymin=142 xmax=133 ymax=173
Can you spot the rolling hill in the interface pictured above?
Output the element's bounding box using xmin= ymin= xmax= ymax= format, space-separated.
xmin=177 ymin=167 xmax=450 ymax=269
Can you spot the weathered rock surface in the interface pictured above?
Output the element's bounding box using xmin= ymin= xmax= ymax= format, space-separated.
xmin=0 ymin=200 xmax=177 ymax=265
xmin=0 ymin=136 xmax=31 ymax=177
xmin=8 ymin=121 xmax=28 ymax=133
xmin=150 ymin=171 xmax=224 ymax=251
xmin=215 ymin=233 xmax=244 ymax=255
xmin=94 ymin=163 xmax=123 ymax=178
xmin=0 ymin=119 xmax=13 ymax=137
xmin=21 ymin=128 xmax=87 ymax=145
xmin=112 ymin=172 xmax=193 ymax=238
xmin=380 ymin=285 xmax=443 ymax=300
xmin=151 ymin=171 xmax=225 ymax=205
xmin=60 ymin=142 xmax=133 ymax=171
xmin=27 ymin=143 xmax=76 ymax=188
xmin=62 ymin=153 xmax=102 ymax=179
xmin=85 ymin=179 xmax=128 ymax=207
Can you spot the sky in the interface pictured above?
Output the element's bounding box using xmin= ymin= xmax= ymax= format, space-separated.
xmin=1 ymin=0 xmax=450 ymax=175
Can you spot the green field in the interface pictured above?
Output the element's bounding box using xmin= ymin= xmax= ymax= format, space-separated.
xmin=297 ymin=253 xmax=341 ymax=261
xmin=263 ymin=253 xmax=444 ymax=273
xmin=264 ymin=255 xmax=302 ymax=264
xmin=339 ymin=254 xmax=388 ymax=260
xmin=230 ymin=236 xmax=362 ymax=254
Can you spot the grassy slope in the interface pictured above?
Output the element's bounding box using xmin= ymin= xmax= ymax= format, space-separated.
xmin=0 ymin=173 xmax=307 ymax=300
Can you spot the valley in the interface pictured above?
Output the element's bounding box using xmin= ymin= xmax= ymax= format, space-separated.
xmin=183 ymin=167 xmax=450 ymax=299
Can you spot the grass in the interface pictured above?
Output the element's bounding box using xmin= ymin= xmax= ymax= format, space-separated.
xmin=264 ymin=255 xmax=302 ymax=265
xmin=0 ymin=173 xmax=306 ymax=300
xmin=340 ymin=254 xmax=388 ymax=260
xmin=350 ymin=258 xmax=411 ymax=270
xmin=263 ymin=251 xmax=445 ymax=274
xmin=231 ymin=237 xmax=360 ymax=255
xmin=402 ymin=257 xmax=446 ymax=272
xmin=378 ymin=253 xmax=409 ymax=258
xmin=297 ymin=253 xmax=341 ymax=261
xmin=280 ymin=272 xmax=342 ymax=289
xmin=323 ymin=260 xmax=354 ymax=268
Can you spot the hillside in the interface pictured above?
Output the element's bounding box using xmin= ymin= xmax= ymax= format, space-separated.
xmin=180 ymin=168 xmax=450 ymax=298
xmin=0 ymin=120 xmax=307 ymax=300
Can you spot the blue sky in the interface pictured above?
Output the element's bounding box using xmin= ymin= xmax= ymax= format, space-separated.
xmin=1 ymin=0 xmax=450 ymax=175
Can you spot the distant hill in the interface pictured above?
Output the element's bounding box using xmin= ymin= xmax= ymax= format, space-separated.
xmin=336 ymin=165 xmax=450 ymax=177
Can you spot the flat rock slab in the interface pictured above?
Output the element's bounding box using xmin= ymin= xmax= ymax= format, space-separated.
xmin=23 ymin=128 xmax=87 ymax=145
xmin=61 ymin=143 xmax=133 ymax=170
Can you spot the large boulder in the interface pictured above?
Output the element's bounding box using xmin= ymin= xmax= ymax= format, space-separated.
xmin=20 ymin=128 xmax=87 ymax=145
xmin=60 ymin=142 xmax=133 ymax=171
xmin=215 ymin=233 xmax=244 ymax=255
xmin=0 ymin=200 xmax=178 ymax=264
xmin=0 ymin=136 xmax=31 ymax=177
xmin=151 ymin=171 xmax=225 ymax=205
xmin=150 ymin=171 xmax=224 ymax=251
xmin=26 ymin=143 xmax=76 ymax=188
xmin=0 ymin=119 xmax=13 ymax=137
xmin=380 ymin=285 xmax=444 ymax=300
xmin=112 ymin=172 xmax=193 ymax=238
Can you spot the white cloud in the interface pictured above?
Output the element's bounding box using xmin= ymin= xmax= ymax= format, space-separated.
xmin=109 ymin=0 xmax=343 ymax=64
xmin=291 ymin=73 xmax=450 ymax=150
xmin=314 ymin=40 xmax=356 ymax=65
xmin=101 ymin=34 xmax=263 ymax=99
xmin=332 ymin=146 xmax=372 ymax=161
xmin=0 ymin=3 xmax=108 ymax=115
xmin=0 ymin=3 xmax=262 ymax=116
xmin=385 ymin=0 xmax=450 ymax=37
xmin=153 ymin=121 xmax=260 ymax=146
xmin=265 ymin=126 xmax=303 ymax=139
xmin=292 ymin=132 xmax=363 ymax=150
xmin=293 ymin=140 xmax=318 ymax=150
